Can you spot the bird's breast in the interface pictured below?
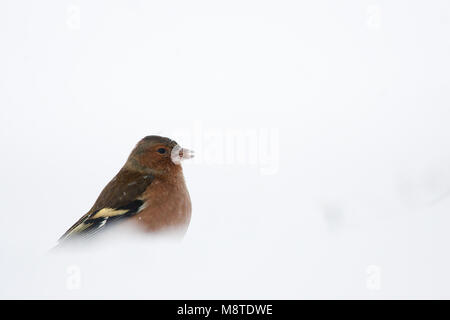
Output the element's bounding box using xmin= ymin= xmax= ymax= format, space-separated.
xmin=130 ymin=175 xmax=191 ymax=235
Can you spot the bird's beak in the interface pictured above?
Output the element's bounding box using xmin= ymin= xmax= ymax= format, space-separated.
xmin=180 ymin=148 xmax=194 ymax=160
xmin=171 ymin=145 xmax=194 ymax=164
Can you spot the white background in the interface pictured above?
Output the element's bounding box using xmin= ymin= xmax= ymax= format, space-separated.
xmin=1 ymin=0 xmax=450 ymax=298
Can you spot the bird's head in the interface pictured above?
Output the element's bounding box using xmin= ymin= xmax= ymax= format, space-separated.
xmin=126 ymin=135 xmax=194 ymax=175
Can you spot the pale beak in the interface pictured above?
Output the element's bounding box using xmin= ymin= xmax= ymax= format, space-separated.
xmin=180 ymin=148 xmax=194 ymax=160
xmin=171 ymin=145 xmax=194 ymax=164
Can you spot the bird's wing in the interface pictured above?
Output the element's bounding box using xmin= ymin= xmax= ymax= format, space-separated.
xmin=59 ymin=170 xmax=154 ymax=242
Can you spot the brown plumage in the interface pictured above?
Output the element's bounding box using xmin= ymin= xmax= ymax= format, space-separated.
xmin=58 ymin=135 xmax=193 ymax=244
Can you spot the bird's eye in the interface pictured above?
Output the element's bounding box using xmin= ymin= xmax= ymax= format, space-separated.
xmin=157 ymin=148 xmax=166 ymax=154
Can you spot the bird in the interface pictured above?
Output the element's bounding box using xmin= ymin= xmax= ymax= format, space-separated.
xmin=58 ymin=135 xmax=193 ymax=245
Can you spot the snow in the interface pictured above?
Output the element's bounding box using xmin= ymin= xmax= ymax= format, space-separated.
xmin=1 ymin=0 xmax=450 ymax=299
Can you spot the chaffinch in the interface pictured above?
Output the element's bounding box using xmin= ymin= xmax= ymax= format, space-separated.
xmin=58 ymin=135 xmax=193 ymax=244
